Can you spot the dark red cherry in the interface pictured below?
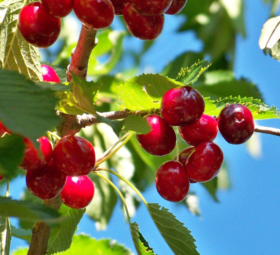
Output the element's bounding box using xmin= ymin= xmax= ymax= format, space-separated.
xmin=41 ymin=0 xmax=73 ymax=18
xmin=131 ymin=0 xmax=172 ymax=15
xmin=179 ymin=114 xmax=218 ymax=146
xmin=73 ymin=0 xmax=114 ymax=29
xmin=0 ymin=121 xmax=10 ymax=137
xmin=161 ymin=86 xmax=205 ymax=126
xmin=218 ymin=104 xmax=254 ymax=144
xmin=165 ymin=0 xmax=187 ymax=14
xmin=123 ymin=3 xmax=164 ymax=40
xmin=136 ymin=115 xmax=176 ymax=156
xmin=41 ymin=65 xmax=60 ymax=83
xmin=185 ymin=141 xmax=223 ymax=182
xmin=155 ymin=161 xmax=190 ymax=202
xmin=111 ymin=0 xmax=130 ymax=15
xmin=53 ymin=135 xmax=96 ymax=176
xmin=60 ymin=176 xmax=94 ymax=209
xmin=0 ymin=175 xmax=4 ymax=181
xmin=26 ymin=159 xmax=66 ymax=200
xmin=18 ymin=2 xmax=61 ymax=48
xmin=20 ymin=136 xmax=53 ymax=171
xmin=177 ymin=147 xmax=194 ymax=166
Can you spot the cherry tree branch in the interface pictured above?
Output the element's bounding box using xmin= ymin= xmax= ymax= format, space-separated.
xmin=254 ymin=125 xmax=280 ymax=136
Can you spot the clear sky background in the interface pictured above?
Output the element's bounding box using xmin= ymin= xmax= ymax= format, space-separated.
xmin=8 ymin=0 xmax=280 ymax=254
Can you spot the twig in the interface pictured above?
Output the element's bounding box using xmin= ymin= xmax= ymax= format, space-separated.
xmin=254 ymin=125 xmax=280 ymax=137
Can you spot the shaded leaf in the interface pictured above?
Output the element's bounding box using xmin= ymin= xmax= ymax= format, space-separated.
xmin=36 ymin=82 xmax=72 ymax=92
xmin=47 ymin=204 xmax=85 ymax=254
xmin=148 ymin=203 xmax=199 ymax=255
xmin=0 ymin=0 xmax=42 ymax=81
xmin=11 ymin=226 xmax=31 ymax=243
xmin=0 ymin=217 xmax=11 ymax=255
xmin=96 ymin=115 xmax=125 ymax=137
xmin=122 ymin=115 xmax=151 ymax=134
xmin=201 ymin=177 xmax=219 ymax=202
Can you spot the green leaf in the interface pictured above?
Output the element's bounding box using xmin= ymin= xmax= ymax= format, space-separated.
xmin=148 ymin=203 xmax=199 ymax=255
xmin=201 ymin=177 xmax=219 ymax=202
xmin=0 ymin=134 xmax=25 ymax=179
xmin=176 ymin=60 xmax=211 ymax=84
xmin=0 ymin=0 xmax=42 ymax=81
xmin=118 ymin=74 xmax=183 ymax=111
xmin=96 ymin=115 xmax=125 ymax=137
xmin=204 ymin=96 xmax=280 ymax=120
xmin=55 ymin=235 xmax=132 ymax=255
xmin=0 ymin=217 xmax=11 ymax=255
xmin=195 ymin=71 xmax=263 ymax=100
xmin=36 ymin=82 xmax=72 ymax=92
xmin=88 ymin=30 xmax=126 ymax=76
xmin=130 ymin=222 xmax=155 ymax=255
xmin=122 ymin=115 xmax=151 ymax=134
xmin=11 ymin=226 xmax=31 ymax=243
xmin=47 ymin=204 xmax=85 ymax=254
xmin=11 ymin=248 xmax=28 ymax=255
xmin=0 ymin=69 xmax=59 ymax=145
xmin=0 ymin=197 xmax=66 ymax=226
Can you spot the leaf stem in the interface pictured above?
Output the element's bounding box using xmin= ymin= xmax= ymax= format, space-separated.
xmin=95 ymin=133 xmax=133 ymax=167
xmin=96 ymin=168 xmax=148 ymax=207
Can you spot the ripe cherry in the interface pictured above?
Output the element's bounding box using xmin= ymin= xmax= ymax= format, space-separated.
xmin=20 ymin=136 xmax=53 ymax=171
xmin=179 ymin=114 xmax=218 ymax=146
xmin=177 ymin=147 xmax=194 ymax=166
xmin=53 ymin=135 xmax=96 ymax=176
xmin=136 ymin=115 xmax=176 ymax=156
xmin=73 ymin=0 xmax=114 ymax=29
xmin=155 ymin=161 xmax=190 ymax=202
xmin=18 ymin=2 xmax=61 ymax=48
xmin=123 ymin=3 xmax=164 ymax=40
xmin=165 ymin=0 xmax=188 ymax=15
xmin=60 ymin=176 xmax=94 ymax=209
xmin=218 ymin=104 xmax=255 ymax=144
xmin=26 ymin=159 xmax=66 ymax=200
xmin=41 ymin=65 xmax=61 ymax=83
xmin=41 ymin=0 xmax=73 ymax=18
xmin=110 ymin=0 xmax=130 ymax=15
xmin=0 ymin=175 xmax=4 ymax=181
xmin=161 ymin=86 xmax=205 ymax=126
xmin=0 ymin=121 xmax=10 ymax=137
xmin=130 ymin=0 xmax=172 ymax=15
xmin=185 ymin=141 xmax=223 ymax=182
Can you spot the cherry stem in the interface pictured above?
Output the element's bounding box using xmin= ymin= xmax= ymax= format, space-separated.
xmin=254 ymin=125 xmax=280 ymax=136
xmin=93 ymin=171 xmax=131 ymax=222
xmin=95 ymin=133 xmax=134 ymax=167
xmin=96 ymin=168 xmax=148 ymax=207
xmin=176 ymin=143 xmax=180 ymax=161
xmin=47 ymin=131 xmax=61 ymax=140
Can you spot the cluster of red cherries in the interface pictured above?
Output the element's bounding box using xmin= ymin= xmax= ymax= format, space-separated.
xmin=136 ymin=86 xmax=255 ymax=202
xmin=17 ymin=0 xmax=187 ymax=48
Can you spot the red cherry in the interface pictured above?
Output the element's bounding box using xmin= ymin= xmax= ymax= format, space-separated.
xmin=179 ymin=114 xmax=218 ymax=146
xmin=161 ymin=86 xmax=205 ymax=126
xmin=218 ymin=104 xmax=255 ymax=144
xmin=26 ymin=159 xmax=66 ymax=200
xmin=18 ymin=2 xmax=61 ymax=48
xmin=0 ymin=175 xmax=4 ymax=181
xmin=185 ymin=141 xmax=223 ymax=182
xmin=136 ymin=115 xmax=176 ymax=156
xmin=123 ymin=3 xmax=164 ymax=40
xmin=131 ymin=0 xmax=172 ymax=15
xmin=0 ymin=121 xmax=10 ymax=137
xmin=110 ymin=0 xmax=130 ymax=15
xmin=53 ymin=135 xmax=96 ymax=176
xmin=177 ymin=147 xmax=194 ymax=166
xmin=73 ymin=0 xmax=114 ymax=29
xmin=20 ymin=136 xmax=53 ymax=171
xmin=41 ymin=0 xmax=73 ymax=18
xmin=41 ymin=65 xmax=61 ymax=83
xmin=165 ymin=0 xmax=187 ymax=15
xmin=155 ymin=161 xmax=190 ymax=202
xmin=60 ymin=176 xmax=94 ymax=209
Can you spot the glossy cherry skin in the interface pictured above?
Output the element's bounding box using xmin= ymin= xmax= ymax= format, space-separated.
xmin=165 ymin=0 xmax=187 ymax=14
xmin=20 ymin=136 xmax=53 ymax=171
xmin=26 ymin=159 xmax=67 ymax=200
xmin=155 ymin=161 xmax=190 ymax=202
xmin=41 ymin=65 xmax=60 ymax=83
xmin=123 ymin=3 xmax=164 ymax=40
xmin=0 ymin=121 xmax=10 ymax=137
xmin=73 ymin=0 xmax=114 ymax=29
xmin=60 ymin=176 xmax=94 ymax=209
xmin=185 ymin=141 xmax=223 ymax=182
xmin=53 ymin=135 xmax=96 ymax=176
xmin=161 ymin=86 xmax=205 ymax=126
xmin=218 ymin=104 xmax=255 ymax=144
xmin=136 ymin=115 xmax=176 ymax=156
xmin=41 ymin=0 xmax=74 ymax=18
xmin=179 ymin=114 xmax=218 ymax=146
xmin=18 ymin=2 xmax=61 ymax=48
xmin=131 ymin=0 xmax=172 ymax=15
xmin=111 ymin=0 xmax=130 ymax=15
